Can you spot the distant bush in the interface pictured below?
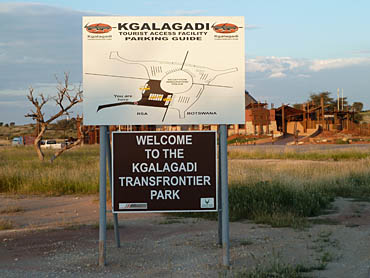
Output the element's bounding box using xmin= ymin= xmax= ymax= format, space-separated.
xmin=0 ymin=122 xmax=3 ymax=127
xmin=9 ymin=122 xmax=15 ymax=127
xmin=4 ymin=124 xmax=9 ymax=127
xmin=54 ymin=118 xmax=77 ymax=130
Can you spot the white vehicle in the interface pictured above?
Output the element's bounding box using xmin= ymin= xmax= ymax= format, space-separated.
xmin=40 ymin=140 xmax=65 ymax=149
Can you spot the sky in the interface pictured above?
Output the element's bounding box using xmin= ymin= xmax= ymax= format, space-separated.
xmin=1 ymin=0 xmax=370 ymax=124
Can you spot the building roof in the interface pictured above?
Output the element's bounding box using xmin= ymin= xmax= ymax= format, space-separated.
xmin=245 ymin=91 xmax=257 ymax=107
xmin=275 ymin=105 xmax=304 ymax=117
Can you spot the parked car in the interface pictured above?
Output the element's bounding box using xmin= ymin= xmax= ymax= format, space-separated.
xmin=40 ymin=140 xmax=65 ymax=149
xmin=11 ymin=136 xmax=36 ymax=146
xmin=12 ymin=136 xmax=24 ymax=146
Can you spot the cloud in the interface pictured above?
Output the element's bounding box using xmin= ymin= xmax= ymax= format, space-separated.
xmin=0 ymin=3 xmax=89 ymax=90
xmin=353 ymin=50 xmax=370 ymax=55
xmin=0 ymin=84 xmax=83 ymax=124
xmin=268 ymin=72 xmax=286 ymax=79
xmin=246 ymin=56 xmax=307 ymax=80
xmin=297 ymin=74 xmax=311 ymax=78
xmin=13 ymin=56 xmax=60 ymax=65
xmin=0 ymin=2 xmax=83 ymax=15
xmin=245 ymin=24 xmax=260 ymax=30
xmin=246 ymin=56 xmax=370 ymax=79
xmin=0 ymin=41 xmax=27 ymax=47
xmin=309 ymin=57 xmax=370 ymax=71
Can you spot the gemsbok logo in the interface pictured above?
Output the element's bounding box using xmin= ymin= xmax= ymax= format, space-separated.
xmin=84 ymin=23 xmax=112 ymax=34
xmin=212 ymin=23 xmax=239 ymax=33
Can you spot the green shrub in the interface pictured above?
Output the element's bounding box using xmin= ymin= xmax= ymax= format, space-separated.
xmin=228 ymin=181 xmax=332 ymax=221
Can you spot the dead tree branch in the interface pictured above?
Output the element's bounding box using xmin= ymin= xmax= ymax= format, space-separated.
xmin=50 ymin=121 xmax=87 ymax=162
xmin=25 ymin=73 xmax=83 ymax=161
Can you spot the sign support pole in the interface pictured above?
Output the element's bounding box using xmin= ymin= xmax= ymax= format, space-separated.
xmin=220 ymin=124 xmax=230 ymax=266
xmin=99 ymin=125 xmax=107 ymax=266
xmin=105 ymin=129 xmax=121 ymax=248
xmin=218 ymin=127 xmax=223 ymax=246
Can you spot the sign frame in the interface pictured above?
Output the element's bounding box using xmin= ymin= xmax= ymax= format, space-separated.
xmin=111 ymin=130 xmax=218 ymax=213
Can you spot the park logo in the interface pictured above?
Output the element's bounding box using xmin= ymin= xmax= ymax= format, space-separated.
xmin=84 ymin=23 xmax=113 ymax=34
xmin=212 ymin=23 xmax=239 ymax=33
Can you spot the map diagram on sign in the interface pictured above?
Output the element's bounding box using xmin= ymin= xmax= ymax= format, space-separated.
xmin=85 ymin=51 xmax=238 ymax=121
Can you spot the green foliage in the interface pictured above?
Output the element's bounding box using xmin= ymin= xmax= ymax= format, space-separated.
xmin=238 ymin=261 xmax=320 ymax=277
xmin=352 ymin=102 xmax=363 ymax=112
xmin=228 ymin=136 xmax=262 ymax=145
xmin=334 ymin=139 xmax=349 ymax=144
xmin=353 ymin=113 xmax=363 ymax=123
xmin=228 ymin=181 xmax=332 ymax=222
xmin=292 ymin=103 xmax=303 ymax=110
xmin=53 ymin=118 xmax=77 ymax=130
xmin=320 ymin=172 xmax=370 ymax=199
xmin=309 ymin=91 xmax=335 ymax=108
xmin=179 ymin=147 xmax=370 ymax=226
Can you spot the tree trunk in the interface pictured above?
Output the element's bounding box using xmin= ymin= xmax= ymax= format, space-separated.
xmin=34 ymin=124 xmax=46 ymax=161
xmin=51 ymin=138 xmax=81 ymax=162
xmin=50 ymin=124 xmax=85 ymax=162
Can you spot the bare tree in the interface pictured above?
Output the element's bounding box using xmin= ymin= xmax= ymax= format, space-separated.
xmin=50 ymin=122 xmax=87 ymax=162
xmin=25 ymin=73 xmax=83 ymax=161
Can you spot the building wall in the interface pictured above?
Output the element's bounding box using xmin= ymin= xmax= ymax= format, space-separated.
xmin=287 ymin=121 xmax=304 ymax=134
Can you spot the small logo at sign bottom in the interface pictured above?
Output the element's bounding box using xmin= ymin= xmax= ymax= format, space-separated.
xmin=200 ymin=198 xmax=214 ymax=209
xmin=119 ymin=203 xmax=148 ymax=209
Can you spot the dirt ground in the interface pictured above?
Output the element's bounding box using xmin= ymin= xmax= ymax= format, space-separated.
xmin=1 ymin=195 xmax=370 ymax=277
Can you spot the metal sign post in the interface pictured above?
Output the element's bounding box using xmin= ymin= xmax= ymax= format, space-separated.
xmin=220 ymin=124 xmax=230 ymax=266
xmin=218 ymin=127 xmax=223 ymax=246
xmin=105 ymin=130 xmax=121 ymax=248
xmin=99 ymin=125 xmax=107 ymax=266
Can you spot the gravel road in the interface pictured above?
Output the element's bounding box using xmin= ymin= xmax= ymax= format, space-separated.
xmin=1 ymin=195 xmax=370 ymax=277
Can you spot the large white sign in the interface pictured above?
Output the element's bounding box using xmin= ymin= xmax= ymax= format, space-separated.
xmin=83 ymin=17 xmax=245 ymax=125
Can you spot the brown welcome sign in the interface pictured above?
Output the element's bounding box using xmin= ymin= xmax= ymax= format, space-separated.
xmin=112 ymin=131 xmax=217 ymax=212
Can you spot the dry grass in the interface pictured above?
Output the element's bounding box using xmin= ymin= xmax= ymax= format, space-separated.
xmin=0 ymin=206 xmax=24 ymax=214
xmin=229 ymin=158 xmax=370 ymax=189
xmin=1 ymin=144 xmax=369 ymax=228
xmin=0 ymin=145 xmax=100 ymax=195
xmin=229 ymin=145 xmax=370 ymax=161
xmin=0 ymin=219 xmax=14 ymax=230
xmin=226 ymin=154 xmax=370 ymax=225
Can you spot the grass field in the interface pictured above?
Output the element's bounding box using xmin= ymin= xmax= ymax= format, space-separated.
xmin=1 ymin=144 xmax=369 ymax=226
xmin=0 ymin=145 xmax=99 ymax=195
xmin=229 ymin=145 xmax=370 ymax=160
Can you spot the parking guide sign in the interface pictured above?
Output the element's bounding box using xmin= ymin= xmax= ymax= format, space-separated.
xmin=112 ymin=131 xmax=217 ymax=212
